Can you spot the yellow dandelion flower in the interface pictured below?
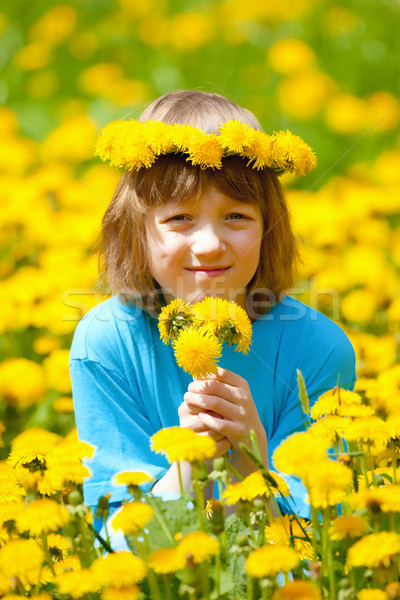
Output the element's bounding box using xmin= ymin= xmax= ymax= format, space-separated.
xmin=102 ymin=585 xmax=141 ymax=600
xmin=329 ymin=515 xmax=369 ymax=541
xmin=205 ymin=498 xmax=223 ymax=519
xmin=148 ymin=547 xmax=186 ymax=574
xmin=55 ymin=569 xmax=100 ymax=598
xmin=306 ymin=459 xmax=353 ymax=508
xmin=178 ymin=531 xmax=219 ymax=564
xmin=113 ymin=471 xmax=154 ymax=487
xmin=385 ymin=414 xmax=400 ymax=440
xmin=91 ymin=551 xmax=147 ymax=586
xmin=218 ymin=120 xmax=255 ymax=154
xmin=0 ymin=538 xmax=44 ymax=578
xmin=53 ymin=555 xmax=81 ymax=575
xmin=187 ymin=132 xmax=224 ymax=169
xmin=192 ymin=297 xmax=231 ymax=332
xmin=110 ymin=501 xmax=154 ymax=535
xmin=43 ymin=533 xmax=71 ymax=557
xmin=223 ymin=471 xmax=269 ymax=505
xmin=217 ymin=300 xmax=253 ymax=354
xmin=11 ymin=427 xmax=61 ymax=454
xmin=223 ymin=470 xmax=288 ymax=505
xmin=358 ymin=590 xmax=388 ymax=600
xmin=338 ymin=404 xmax=375 ymax=418
xmin=53 ymin=396 xmax=74 ymax=413
xmin=151 ymin=426 xmax=216 ymax=463
xmin=121 ymin=123 xmax=157 ymax=171
xmin=95 ymin=120 xmax=155 ymax=170
xmin=158 ymin=298 xmax=194 ymax=344
xmin=41 ymin=434 xmax=94 ymax=490
xmin=311 ymin=388 xmax=363 ymax=420
xmin=246 ymin=544 xmax=299 ymax=578
xmin=173 ymin=325 xmax=222 ymax=380
xmin=347 ymin=531 xmax=400 ymax=569
xmin=308 ymin=415 xmax=351 ymax=444
xmin=344 ymin=416 xmax=389 ymax=446
xmin=8 ymin=428 xmax=61 ymax=476
xmin=246 ymin=130 xmax=275 ymax=170
xmin=273 ymin=431 xmax=329 ymax=479
xmin=15 ymin=498 xmax=70 ymax=536
xmin=265 ymin=515 xmax=314 ymax=561
xmin=0 ymin=500 xmax=24 ymax=529
xmin=347 ymin=486 xmax=400 ymax=514
xmin=0 ymin=358 xmax=46 ymax=408
xmin=271 ymin=130 xmax=317 ymax=176
xmin=170 ymin=124 xmax=198 ymax=151
xmin=8 ymin=448 xmax=47 ymax=473
xmin=273 ymin=580 xmax=322 ymax=600
xmin=143 ymin=120 xmax=174 ymax=155
xmin=0 ymin=461 xmax=26 ymax=503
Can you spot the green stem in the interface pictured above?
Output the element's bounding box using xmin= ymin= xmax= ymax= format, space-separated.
xmin=41 ymin=532 xmax=56 ymax=576
xmin=177 ymin=461 xmax=184 ymax=496
xmin=192 ymin=464 xmax=206 ymax=531
xmin=360 ymin=449 xmax=370 ymax=489
xmin=257 ymin=508 xmax=267 ymax=546
xmin=227 ymin=460 xmax=245 ymax=482
xmin=217 ymin=477 xmax=228 ymax=556
xmin=246 ymin=508 xmax=257 ymax=545
xmin=310 ymin=505 xmax=321 ymax=559
xmin=262 ymin=582 xmax=268 ymax=600
xmin=367 ymin=442 xmax=377 ymax=485
xmin=87 ymin=522 xmax=114 ymax=554
xmin=215 ymin=551 xmax=221 ymax=598
xmin=136 ymin=534 xmax=161 ymax=600
xmin=247 ymin=575 xmax=254 ymax=600
xmin=223 ymin=454 xmax=231 ymax=487
xmin=322 ymin=506 xmax=336 ymax=600
xmin=102 ymin=514 xmax=111 ymax=549
xmin=163 ymin=574 xmax=172 ymax=600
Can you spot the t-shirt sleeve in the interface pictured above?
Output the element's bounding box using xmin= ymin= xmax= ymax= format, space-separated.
xmin=70 ymin=357 xmax=168 ymax=510
xmin=269 ymin=327 xmax=357 ymax=517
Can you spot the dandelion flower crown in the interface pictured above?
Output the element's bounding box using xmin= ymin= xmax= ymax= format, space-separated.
xmin=95 ymin=118 xmax=317 ymax=177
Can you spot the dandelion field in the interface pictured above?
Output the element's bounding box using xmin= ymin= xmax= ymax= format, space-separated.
xmin=0 ymin=1 xmax=400 ymax=598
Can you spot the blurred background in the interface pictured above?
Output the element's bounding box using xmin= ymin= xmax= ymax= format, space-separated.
xmin=0 ymin=0 xmax=399 ymax=455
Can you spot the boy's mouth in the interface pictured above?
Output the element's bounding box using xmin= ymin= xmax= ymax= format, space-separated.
xmin=186 ymin=266 xmax=231 ymax=277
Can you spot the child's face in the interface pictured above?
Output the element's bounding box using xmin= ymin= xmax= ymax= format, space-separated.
xmin=144 ymin=186 xmax=264 ymax=309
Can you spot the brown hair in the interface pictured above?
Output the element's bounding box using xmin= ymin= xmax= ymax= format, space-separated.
xmin=96 ymin=90 xmax=299 ymax=317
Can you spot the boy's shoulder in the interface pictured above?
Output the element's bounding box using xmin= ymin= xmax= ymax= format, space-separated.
xmin=258 ymin=296 xmax=356 ymax=390
xmin=261 ymin=296 xmax=354 ymax=356
xmin=69 ymin=296 xmax=149 ymax=364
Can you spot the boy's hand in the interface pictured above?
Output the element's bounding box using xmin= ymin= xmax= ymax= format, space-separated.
xmin=183 ymin=367 xmax=268 ymax=465
xmin=178 ymin=398 xmax=231 ymax=458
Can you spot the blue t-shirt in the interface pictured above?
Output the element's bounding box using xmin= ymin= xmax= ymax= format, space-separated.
xmin=69 ymin=295 xmax=356 ymax=515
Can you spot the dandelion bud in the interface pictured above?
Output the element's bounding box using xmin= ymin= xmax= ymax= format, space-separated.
xmin=213 ymin=457 xmax=226 ymax=472
xmin=68 ymin=490 xmax=84 ymax=506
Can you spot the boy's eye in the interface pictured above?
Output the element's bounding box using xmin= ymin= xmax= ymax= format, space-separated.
xmin=227 ymin=213 xmax=246 ymax=220
xmin=166 ymin=214 xmax=190 ymax=222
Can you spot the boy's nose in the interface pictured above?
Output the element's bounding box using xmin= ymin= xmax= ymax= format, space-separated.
xmin=191 ymin=225 xmax=225 ymax=256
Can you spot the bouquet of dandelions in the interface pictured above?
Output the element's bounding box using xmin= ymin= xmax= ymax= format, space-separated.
xmin=157 ymin=296 xmax=253 ymax=379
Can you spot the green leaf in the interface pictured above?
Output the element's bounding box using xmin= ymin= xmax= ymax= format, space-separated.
xmin=296 ymin=369 xmax=309 ymax=416
xmin=141 ymin=493 xmax=201 ymax=552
